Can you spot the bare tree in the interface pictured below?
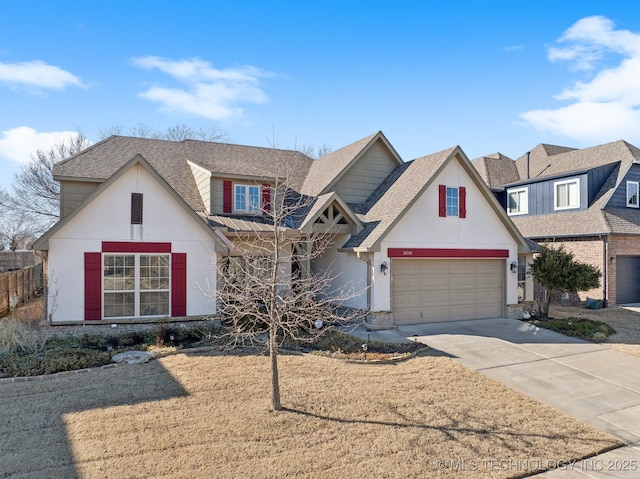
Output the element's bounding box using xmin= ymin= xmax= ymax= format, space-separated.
xmin=0 ymin=212 xmax=36 ymax=251
xmin=291 ymin=143 xmax=333 ymax=159
xmin=99 ymin=123 xmax=228 ymax=142
xmin=215 ymin=164 xmax=360 ymax=411
xmin=5 ymin=132 xmax=90 ymax=234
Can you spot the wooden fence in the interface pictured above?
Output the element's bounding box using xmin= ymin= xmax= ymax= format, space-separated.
xmin=0 ymin=251 xmax=39 ymax=272
xmin=0 ymin=263 xmax=44 ymax=318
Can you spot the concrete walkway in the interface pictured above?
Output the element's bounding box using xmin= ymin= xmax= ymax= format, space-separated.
xmin=349 ymin=318 xmax=640 ymax=478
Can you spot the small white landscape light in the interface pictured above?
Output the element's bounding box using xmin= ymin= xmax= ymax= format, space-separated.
xmin=111 ymin=323 xmax=118 ymax=328
xmin=314 ymin=319 xmax=323 ymax=329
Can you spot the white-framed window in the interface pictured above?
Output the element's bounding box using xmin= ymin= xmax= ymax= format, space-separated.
xmin=103 ymin=254 xmax=170 ymax=318
xmin=234 ymin=184 xmax=261 ymax=213
xmin=507 ymin=187 xmax=528 ymax=215
xmin=627 ymin=181 xmax=639 ymax=208
xmin=446 ymin=187 xmax=459 ymax=217
xmin=554 ymin=178 xmax=580 ymax=210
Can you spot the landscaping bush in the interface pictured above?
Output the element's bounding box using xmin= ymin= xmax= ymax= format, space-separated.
xmin=532 ymin=317 xmax=615 ymax=342
xmin=0 ymin=319 xmax=32 ymax=354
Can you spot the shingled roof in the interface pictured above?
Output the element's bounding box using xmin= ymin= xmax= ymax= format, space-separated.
xmin=300 ymin=131 xmax=402 ymax=197
xmin=471 ymin=153 xmax=519 ymax=189
xmin=54 ymin=136 xmax=313 ymax=212
xmin=474 ymin=139 xmax=640 ymax=239
xmin=342 ymin=146 xmax=529 ymax=252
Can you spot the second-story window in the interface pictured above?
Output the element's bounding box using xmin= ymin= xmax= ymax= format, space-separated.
xmin=627 ymin=181 xmax=639 ymax=208
xmin=446 ymin=187 xmax=459 ymax=217
xmin=234 ymin=184 xmax=260 ymax=213
xmin=554 ymin=179 xmax=580 ymax=210
xmin=507 ymin=187 xmax=528 ymax=215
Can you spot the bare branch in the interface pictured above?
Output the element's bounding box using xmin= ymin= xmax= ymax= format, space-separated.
xmin=211 ymin=150 xmax=363 ymax=411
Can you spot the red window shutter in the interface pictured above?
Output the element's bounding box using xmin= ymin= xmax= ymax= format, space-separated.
xmin=171 ymin=253 xmax=187 ymax=317
xmin=84 ymin=252 xmax=102 ymax=321
xmin=459 ymin=186 xmax=467 ymax=218
xmin=438 ymin=185 xmax=447 ymax=217
xmin=262 ymin=183 xmax=271 ymax=214
xmin=223 ymin=180 xmax=232 ymax=213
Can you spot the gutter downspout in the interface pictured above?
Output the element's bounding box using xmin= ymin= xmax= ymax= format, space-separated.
xmin=356 ymin=251 xmax=372 ymax=314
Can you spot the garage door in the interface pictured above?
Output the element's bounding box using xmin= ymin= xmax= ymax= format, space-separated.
xmin=616 ymin=256 xmax=640 ymax=304
xmin=392 ymin=259 xmax=504 ymax=325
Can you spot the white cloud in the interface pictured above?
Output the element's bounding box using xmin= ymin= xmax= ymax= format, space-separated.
xmin=0 ymin=127 xmax=81 ymax=165
xmin=521 ymin=16 xmax=640 ymax=144
xmin=131 ymin=56 xmax=271 ymax=120
xmin=0 ymin=60 xmax=86 ymax=91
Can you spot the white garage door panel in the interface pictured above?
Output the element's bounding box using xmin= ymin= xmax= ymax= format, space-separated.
xmin=392 ymin=259 xmax=504 ymax=324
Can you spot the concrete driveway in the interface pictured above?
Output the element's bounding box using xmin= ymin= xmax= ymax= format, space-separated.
xmin=352 ymin=318 xmax=640 ymax=477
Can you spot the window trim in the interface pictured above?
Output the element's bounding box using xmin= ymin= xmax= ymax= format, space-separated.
xmin=507 ymin=187 xmax=528 ymax=216
xmin=627 ymin=180 xmax=639 ymax=208
xmin=446 ymin=187 xmax=459 ymax=217
xmin=233 ymin=184 xmax=261 ymax=213
xmin=554 ymin=178 xmax=580 ymax=211
xmin=103 ymin=253 xmax=171 ymax=319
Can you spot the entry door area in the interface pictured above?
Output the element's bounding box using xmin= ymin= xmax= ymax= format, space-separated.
xmin=391 ymin=259 xmax=504 ymax=325
xmin=616 ymin=256 xmax=640 ymax=304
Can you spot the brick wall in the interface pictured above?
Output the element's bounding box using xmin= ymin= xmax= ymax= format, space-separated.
xmin=605 ymin=235 xmax=640 ymax=304
xmin=536 ymin=238 xmax=605 ymax=302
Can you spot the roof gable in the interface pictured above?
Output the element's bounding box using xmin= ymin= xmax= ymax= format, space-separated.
xmin=301 ymin=131 xmax=403 ymax=197
xmin=343 ymin=146 xmax=530 ymax=253
xmin=54 ymin=136 xmax=314 ymax=212
xmin=34 ymin=154 xmax=229 ymax=251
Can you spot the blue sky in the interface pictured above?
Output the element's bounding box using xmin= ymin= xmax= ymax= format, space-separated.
xmin=2 ymin=1 xmax=640 ymax=190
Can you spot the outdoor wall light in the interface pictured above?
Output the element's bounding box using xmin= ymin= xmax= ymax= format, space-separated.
xmin=380 ymin=261 xmax=389 ymax=275
xmin=510 ymin=261 xmax=518 ymax=273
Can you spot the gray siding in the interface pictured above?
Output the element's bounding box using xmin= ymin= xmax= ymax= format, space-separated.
xmin=332 ymin=140 xmax=399 ymax=204
xmin=607 ymin=164 xmax=640 ymax=208
xmin=210 ymin=177 xmax=275 ymax=215
xmin=60 ymin=181 xmax=100 ymax=217
xmin=587 ymin=163 xmax=618 ymax=205
xmin=507 ymin=173 xmax=589 ymax=216
xmin=187 ymin=161 xmax=211 ymax=214
xmin=211 ymin=178 xmax=225 ymax=214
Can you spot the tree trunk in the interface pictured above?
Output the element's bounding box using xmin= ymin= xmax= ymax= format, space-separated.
xmin=269 ymin=325 xmax=282 ymax=411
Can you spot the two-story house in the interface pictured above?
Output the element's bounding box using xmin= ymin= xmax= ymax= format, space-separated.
xmin=34 ymin=131 xmax=531 ymax=327
xmin=473 ymin=140 xmax=640 ymax=305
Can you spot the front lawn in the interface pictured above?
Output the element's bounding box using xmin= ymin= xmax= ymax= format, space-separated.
xmin=0 ymin=351 xmax=620 ymax=478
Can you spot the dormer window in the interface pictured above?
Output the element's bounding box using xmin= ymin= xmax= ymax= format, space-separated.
xmin=627 ymin=181 xmax=639 ymax=208
xmin=234 ymin=184 xmax=260 ymax=213
xmin=507 ymin=187 xmax=528 ymax=215
xmin=554 ymin=179 xmax=580 ymax=210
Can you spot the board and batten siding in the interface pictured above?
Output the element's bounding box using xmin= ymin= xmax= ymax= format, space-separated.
xmin=60 ymin=181 xmax=100 ymax=217
xmin=187 ymin=161 xmax=211 ymax=215
xmin=587 ymin=163 xmax=618 ymax=205
xmin=607 ymin=163 xmax=640 ymax=208
xmin=332 ymin=140 xmax=399 ymax=204
xmin=508 ymin=173 xmax=589 ymax=216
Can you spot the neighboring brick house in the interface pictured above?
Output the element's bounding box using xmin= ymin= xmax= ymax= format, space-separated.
xmin=473 ymin=140 xmax=640 ymax=305
xmin=34 ymin=131 xmax=531 ymax=326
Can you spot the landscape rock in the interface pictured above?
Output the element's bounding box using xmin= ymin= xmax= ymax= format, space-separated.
xmin=112 ymin=351 xmax=155 ymax=364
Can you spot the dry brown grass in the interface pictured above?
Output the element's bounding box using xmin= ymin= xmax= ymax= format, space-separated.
xmin=550 ymin=304 xmax=640 ymax=358
xmin=0 ymin=351 xmax=619 ymax=478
